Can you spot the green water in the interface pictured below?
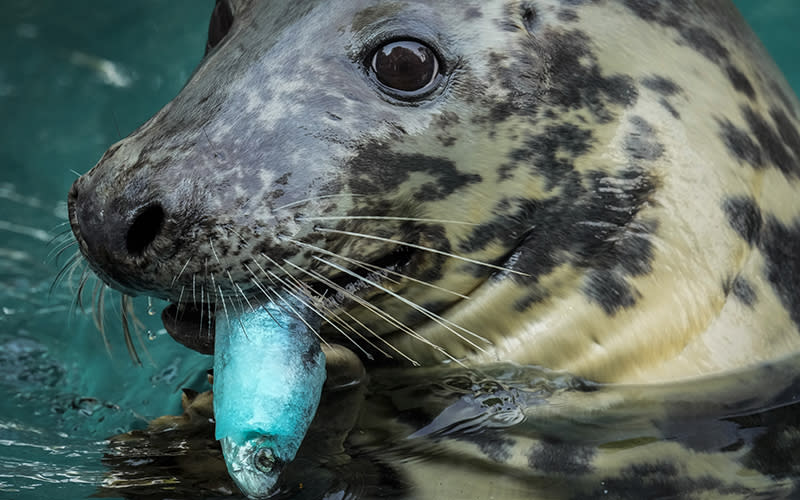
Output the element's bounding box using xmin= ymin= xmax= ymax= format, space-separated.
xmin=0 ymin=1 xmax=798 ymax=499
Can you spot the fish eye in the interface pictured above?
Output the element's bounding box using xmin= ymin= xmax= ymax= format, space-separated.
xmin=205 ymin=0 xmax=234 ymax=55
xmin=253 ymin=447 xmax=279 ymax=474
xmin=369 ymin=40 xmax=443 ymax=100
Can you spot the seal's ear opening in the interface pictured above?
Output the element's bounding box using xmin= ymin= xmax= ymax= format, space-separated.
xmin=206 ymin=0 xmax=234 ymax=56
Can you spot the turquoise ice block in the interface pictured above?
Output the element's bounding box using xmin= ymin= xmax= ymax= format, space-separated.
xmin=213 ymin=298 xmax=325 ymax=499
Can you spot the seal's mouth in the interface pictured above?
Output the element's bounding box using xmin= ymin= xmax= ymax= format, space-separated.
xmin=160 ymin=247 xmax=416 ymax=356
xmin=161 ymin=302 xmax=216 ymax=355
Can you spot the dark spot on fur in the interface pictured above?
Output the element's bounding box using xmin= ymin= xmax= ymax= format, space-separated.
xmin=718 ymin=119 xmax=763 ymax=166
xmin=621 ymin=0 xmax=671 ymax=22
xmin=622 ymin=1 xmax=737 ymax=64
xmin=464 ymin=6 xmax=482 ymax=20
xmin=521 ymin=2 xmax=538 ymax=31
xmin=731 ymin=275 xmax=757 ymax=307
xmin=722 ymin=196 xmax=762 ymax=245
xmin=681 ymin=26 xmax=729 ymax=63
xmin=642 ymin=76 xmax=682 ymax=96
xmin=527 ymin=439 xmax=595 ymax=475
xmin=436 ymin=110 xmax=460 ymax=129
xmin=462 ymin=164 xmax=657 ymax=315
xmin=760 ymin=216 xmax=800 ymax=330
xmin=456 ymin=431 xmax=514 ymax=463
xmin=584 ymin=270 xmax=639 ymax=314
xmin=502 ymin=122 xmax=593 ymax=188
xmin=726 ymin=65 xmax=756 ymax=99
xmin=743 ymin=106 xmax=800 ymax=177
xmin=347 ymin=146 xmax=482 ymax=201
xmin=724 ymin=197 xmax=800 ymax=328
xmin=729 ymin=396 xmax=800 ymax=480
xmin=437 ymin=134 xmax=457 ymax=147
xmin=544 ymin=30 xmax=638 ymax=121
xmin=572 ymin=462 xmax=750 ymax=500
xmin=771 ymin=108 xmax=800 ymax=162
xmin=659 ymin=98 xmax=680 ymax=118
xmin=625 ymin=116 xmax=664 ymax=161
xmin=558 ymin=9 xmax=578 ymax=22
xmin=771 ymin=81 xmax=800 ymax=120
xmin=513 ymin=286 xmax=551 ymax=312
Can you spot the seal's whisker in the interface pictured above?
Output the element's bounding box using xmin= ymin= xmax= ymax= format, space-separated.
xmin=74 ymin=265 xmax=92 ymax=311
xmin=231 ymin=293 xmax=245 ymax=321
xmin=197 ymin=284 xmax=206 ymax=339
xmin=316 ymin=301 xmax=392 ymax=359
xmin=171 ymin=257 xmax=193 ymax=288
xmin=270 ymin=264 xmax=393 ymax=360
xmin=213 ymin=277 xmax=231 ymax=329
xmin=206 ymin=286 xmax=215 ymax=345
xmin=337 ymin=309 xmax=401 ymax=360
xmin=92 ymin=279 xmax=105 ymax=332
xmin=47 ymin=220 xmax=72 ymax=232
xmin=129 ymin=296 xmax=154 ymax=365
xmin=282 ymin=260 xmax=456 ymax=366
xmin=67 ymin=263 xmax=91 ymax=318
xmin=297 ymin=215 xmax=479 ymax=226
xmin=120 ymin=294 xmax=142 ymax=365
xmin=209 ymin=239 xmax=222 ymax=265
xmin=228 ymin=270 xmax=254 ymax=312
xmin=244 ymin=271 xmax=296 ymax=329
xmin=247 ymin=264 xmax=331 ymax=348
xmin=274 ymin=193 xmax=369 ymax=212
xmin=314 ymin=227 xmax=529 ymax=277
xmin=45 ymin=226 xmax=73 ymax=251
xmin=289 ymin=267 xmax=417 ymax=363
xmin=48 ymin=239 xmax=79 ymax=265
xmin=254 ymin=258 xmax=375 ymax=358
xmin=288 ymin=238 xmax=471 ymax=300
xmin=269 ymin=289 xmax=330 ymax=346
xmin=46 ymin=225 xmax=73 ymax=242
xmin=176 ymin=285 xmax=186 ymax=319
xmin=50 ymin=251 xmax=83 ymax=295
xmin=94 ymin=283 xmax=112 ymax=357
xmin=314 ymin=256 xmax=491 ymax=350
xmin=274 ymin=284 xmax=368 ymax=356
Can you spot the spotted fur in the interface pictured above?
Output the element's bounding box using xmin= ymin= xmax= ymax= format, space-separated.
xmin=67 ymin=0 xmax=800 ymax=497
xmin=68 ymin=0 xmax=800 ymax=384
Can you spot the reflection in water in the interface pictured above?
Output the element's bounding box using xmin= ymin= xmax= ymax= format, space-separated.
xmin=98 ymin=354 xmax=800 ymax=499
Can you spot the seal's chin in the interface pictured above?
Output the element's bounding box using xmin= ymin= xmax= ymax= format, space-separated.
xmin=161 ymin=302 xmax=216 ymax=355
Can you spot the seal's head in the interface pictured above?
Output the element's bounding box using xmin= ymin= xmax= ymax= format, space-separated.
xmin=68 ymin=0 xmax=800 ymax=382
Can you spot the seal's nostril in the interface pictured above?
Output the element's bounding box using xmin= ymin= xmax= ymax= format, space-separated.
xmin=126 ymin=203 xmax=165 ymax=255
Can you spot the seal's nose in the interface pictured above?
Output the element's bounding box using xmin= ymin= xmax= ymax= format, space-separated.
xmin=67 ymin=177 xmax=165 ymax=291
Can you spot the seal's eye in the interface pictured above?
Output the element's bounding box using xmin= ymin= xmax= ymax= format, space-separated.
xmin=371 ymin=40 xmax=442 ymax=98
xmin=205 ymin=0 xmax=234 ymax=55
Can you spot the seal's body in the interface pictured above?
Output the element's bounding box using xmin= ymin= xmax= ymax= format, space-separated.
xmin=73 ymin=1 xmax=800 ymax=496
xmin=68 ymin=1 xmax=800 ymax=381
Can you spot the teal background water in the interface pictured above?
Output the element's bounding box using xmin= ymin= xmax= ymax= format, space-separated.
xmin=0 ymin=1 xmax=797 ymax=499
